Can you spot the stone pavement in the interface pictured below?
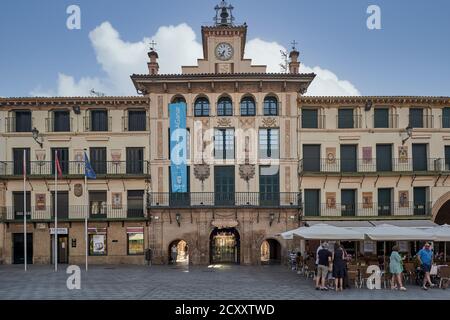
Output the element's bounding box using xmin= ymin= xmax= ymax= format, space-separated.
xmin=0 ymin=264 xmax=449 ymax=300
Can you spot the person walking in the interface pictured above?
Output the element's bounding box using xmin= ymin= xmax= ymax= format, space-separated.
xmin=389 ymin=245 xmax=406 ymax=291
xmin=315 ymin=243 xmax=332 ymax=290
xmin=332 ymin=243 xmax=346 ymax=292
xmin=417 ymin=242 xmax=434 ymax=290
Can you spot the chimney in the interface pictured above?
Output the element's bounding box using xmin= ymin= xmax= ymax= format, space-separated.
xmin=147 ymin=50 xmax=159 ymax=75
xmin=289 ymin=49 xmax=300 ymax=74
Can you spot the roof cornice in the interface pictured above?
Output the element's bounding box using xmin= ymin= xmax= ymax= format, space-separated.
xmin=0 ymin=96 xmax=150 ymax=107
xmin=298 ymin=96 xmax=450 ymax=105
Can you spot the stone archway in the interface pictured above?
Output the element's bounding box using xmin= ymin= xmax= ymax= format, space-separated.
xmin=168 ymin=239 xmax=189 ymax=265
xmin=260 ymin=238 xmax=282 ymax=265
xmin=432 ymin=192 xmax=450 ymax=224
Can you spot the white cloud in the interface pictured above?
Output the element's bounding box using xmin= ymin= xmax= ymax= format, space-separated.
xmin=31 ymin=22 xmax=359 ymax=97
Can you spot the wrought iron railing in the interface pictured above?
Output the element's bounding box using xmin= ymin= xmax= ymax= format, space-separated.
xmin=302 ymin=201 xmax=432 ymax=218
xmin=122 ymin=116 xmax=150 ymax=131
xmin=5 ymin=117 xmax=34 ymax=132
xmin=0 ymin=205 xmax=147 ymax=222
xmin=148 ymin=192 xmax=301 ymax=208
xmin=0 ymin=161 xmax=150 ymax=176
xmin=299 ymin=158 xmax=445 ymax=173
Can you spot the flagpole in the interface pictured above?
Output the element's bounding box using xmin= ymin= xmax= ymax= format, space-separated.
xmin=84 ymin=149 xmax=88 ymax=271
xmin=54 ymin=150 xmax=58 ymax=272
xmin=23 ymin=149 xmax=27 ymax=272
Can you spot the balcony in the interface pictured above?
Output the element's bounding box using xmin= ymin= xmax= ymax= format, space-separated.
xmin=303 ymin=202 xmax=432 ymax=219
xmin=299 ymin=114 xmax=325 ymax=129
xmin=0 ymin=205 xmax=147 ymax=222
xmin=45 ymin=117 xmax=73 ymax=132
xmin=336 ymin=114 xmax=362 ymax=129
xmin=5 ymin=117 xmax=34 ymax=133
xmin=0 ymin=161 xmax=150 ymax=178
xmin=148 ymin=192 xmax=301 ymax=209
xmin=122 ymin=116 xmax=150 ymax=131
xmin=299 ymin=158 xmax=445 ymax=174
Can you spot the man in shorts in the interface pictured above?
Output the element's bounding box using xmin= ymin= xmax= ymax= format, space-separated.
xmin=417 ymin=242 xmax=434 ymax=290
xmin=315 ymin=243 xmax=332 ymax=290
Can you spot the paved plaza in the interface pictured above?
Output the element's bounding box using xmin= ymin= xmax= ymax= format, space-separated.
xmin=0 ymin=264 xmax=449 ymax=300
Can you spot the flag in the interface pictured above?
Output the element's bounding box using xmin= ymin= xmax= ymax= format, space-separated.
xmin=55 ymin=151 xmax=63 ymax=179
xmin=84 ymin=152 xmax=96 ymax=179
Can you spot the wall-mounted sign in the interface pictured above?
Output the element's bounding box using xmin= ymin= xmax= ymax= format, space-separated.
xmin=362 ymin=192 xmax=373 ymax=209
xmin=364 ymin=240 xmax=375 ymax=253
xmin=362 ymin=147 xmax=372 ymax=163
xmin=326 ymin=147 xmax=336 ymax=164
xmin=50 ymin=228 xmax=68 ymax=235
xmin=35 ymin=194 xmax=46 ymax=210
xmin=398 ymin=146 xmax=408 ymax=163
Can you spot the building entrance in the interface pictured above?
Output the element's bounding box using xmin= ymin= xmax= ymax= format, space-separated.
xmin=210 ymin=228 xmax=240 ymax=264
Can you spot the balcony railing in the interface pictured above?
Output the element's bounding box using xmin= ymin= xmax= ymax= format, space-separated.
xmin=5 ymin=117 xmax=34 ymax=132
xmin=299 ymin=115 xmax=325 ymax=129
xmin=0 ymin=205 xmax=147 ymax=222
xmin=122 ymin=116 xmax=150 ymax=131
xmin=45 ymin=117 xmax=73 ymax=132
xmin=409 ymin=115 xmax=434 ymax=128
xmin=0 ymin=161 xmax=150 ymax=177
xmin=372 ymin=114 xmax=399 ymax=128
xmin=299 ymin=158 xmax=445 ymax=174
xmin=148 ymin=192 xmax=301 ymax=208
xmin=336 ymin=114 xmax=362 ymax=129
xmin=83 ymin=116 xmax=112 ymax=132
xmin=303 ymin=202 xmax=432 ymax=218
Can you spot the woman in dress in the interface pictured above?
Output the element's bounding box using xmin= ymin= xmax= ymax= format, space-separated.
xmin=332 ymin=243 xmax=346 ymax=292
xmin=390 ymin=245 xmax=406 ymax=290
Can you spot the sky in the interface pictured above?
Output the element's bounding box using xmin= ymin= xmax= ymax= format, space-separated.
xmin=0 ymin=0 xmax=449 ymax=97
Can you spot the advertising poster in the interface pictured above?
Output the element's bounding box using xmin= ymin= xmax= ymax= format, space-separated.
xmin=93 ymin=235 xmax=106 ymax=255
xmin=169 ymin=103 xmax=188 ymax=193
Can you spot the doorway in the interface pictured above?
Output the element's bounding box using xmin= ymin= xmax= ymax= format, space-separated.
xmin=51 ymin=235 xmax=69 ymax=264
xmin=260 ymin=239 xmax=281 ymax=264
xmin=13 ymin=233 xmax=33 ymax=265
xmin=210 ymin=228 xmax=240 ymax=264
xmin=168 ymin=240 xmax=189 ymax=264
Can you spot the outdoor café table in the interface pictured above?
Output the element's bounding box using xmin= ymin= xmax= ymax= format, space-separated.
xmin=430 ymin=265 xmax=448 ymax=276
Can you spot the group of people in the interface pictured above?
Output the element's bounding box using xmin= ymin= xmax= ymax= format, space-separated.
xmin=309 ymin=241 xmax=436 ymax=291
xmin=315 ymin=242 xmax=347 ymax=291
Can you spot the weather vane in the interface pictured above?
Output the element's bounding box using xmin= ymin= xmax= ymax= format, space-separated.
xmin=291 ymin=40 xmax=298 ymax=50
xmin=149 ymin=40 xmax=157 ymax=51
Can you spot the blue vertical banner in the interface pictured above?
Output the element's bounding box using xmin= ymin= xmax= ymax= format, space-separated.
xmin=169 ymin=103 xmax=188 ymax=193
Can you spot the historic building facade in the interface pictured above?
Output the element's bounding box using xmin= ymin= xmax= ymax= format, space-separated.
xmin=1 ymin=2 xmax=449 ymax=265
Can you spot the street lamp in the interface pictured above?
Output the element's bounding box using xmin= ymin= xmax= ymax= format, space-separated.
xmin=32 ymin=127 xmax=43 ymax=148
xmin=175 ymin=212 xmax=181 ymax=227
xmin=400 ymin=125 xmax=413 ymax=145
xmin=269 ymin=213 xmax=275 ymax=226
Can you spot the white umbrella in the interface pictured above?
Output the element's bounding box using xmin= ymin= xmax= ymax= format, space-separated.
xmin=286 ymin=223 xmax=365 ymax=240
xmin=422 ymin=224 xmax=450 ymax=241
xmin=365 ymin=223 xmax=434 ymax=241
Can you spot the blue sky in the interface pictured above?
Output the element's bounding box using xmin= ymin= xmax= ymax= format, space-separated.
xmin=0 ymin=0 xmax=449 ymax=97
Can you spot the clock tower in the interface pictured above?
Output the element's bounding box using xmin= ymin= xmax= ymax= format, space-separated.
xmin=182 ymin=1 xmax=267 ymax=75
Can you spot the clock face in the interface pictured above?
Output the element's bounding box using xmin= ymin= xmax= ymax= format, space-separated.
xmin=215 ymin=42 xmax=233 ymax=61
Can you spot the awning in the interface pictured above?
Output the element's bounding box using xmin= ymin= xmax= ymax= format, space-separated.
xmin=363 ymin=223 xmax=434 ymax=241
xmin=370 ymin=220 xmax=438 ymax=228
xmin=306 ymin=220 xmax=374 ymax=228
xmin=421 ymin=224 xmax=450 ymax=241
xmin=281 ymin=223 xmax=365 ymax=240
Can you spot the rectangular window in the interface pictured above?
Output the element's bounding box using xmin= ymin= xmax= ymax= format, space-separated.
xmin=445 ymin=146 xmax=450 ymax=171
xmin=91 ymin=110 xmax=108 ymax=131
xmin=341 ymin=189 xmax=356 ymax=216
xmin=126 ymin=147 xmax=144 ymax=174
xmin=53 ymin=110 xmax=70 ymax=132
xmin=340 ymin=145 xmax=357 ymax=172
xmin=378 ymin=188 xmax=392 ymax=216
xmin=51 ymin=148 xmax=69 ymax=175
xmin=413 ymin=187 xmax=427 ymax=215
xmin=259 ymin=129 xmax=279 ymax=159
xmin=412 ymin=144 xmax=428 ymax=171
xmin=443 ymin=107 xmax=450 ymax=128
xmin=302 ymin=145 xmax=320 ymax=171
xmin=89 ymin=231 xmax=107 ymax=256
xmin=90 ymin=147 xmax=107 ymax=175
xmin=15 ymin=110 xmax=32 ymax=132
xmin=301 ymin=109 xmax=318 ymax=128
xmin=338 ymin=109 xmax=354 ymax=128
xmin=214 ymin=129 xmax=235 ymax=160
xmin=409 ymin=108 xmax=424 ymax=128
xmin=376 ymin=144 xmax=392 ymax=171
xmin=128 ymin=110 xmax=147 ymax=131
xmin=51 ymin=191 xmax=69 ymax=219
xmin=127 ymin=190 xmax=144 ymax=218
xmin=13 ymin=191 xmax=31 ymax=220
xmin=259 ymin=165 xmax=280 ymax=207
xmin=304 ymin=189 xmax=320 ymax=217
xmin=127 ymin=229 xmax=144 ymax=255
xmin=13 ymin=148 xmax=30 ymax=176
xmin=374 ymin=108 xmax=389 ymax=128
xmin=89 ymin=191 xmax=107 ymax=218
xmin=214 ymin=166 xmax=235 ymax=206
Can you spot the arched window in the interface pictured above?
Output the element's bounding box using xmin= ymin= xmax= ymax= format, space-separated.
xmin=217 ymin=96 xmax=233 ymax=116
xmin=194 ymin=97 xmax=209 ymax=117
xmin=240 ymin=96 xmax=256 ymax=116
xmin=171 ymin=96 xmax=186 ymax=104
xmin=264 ymin=96 xmax=278 ymax=116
